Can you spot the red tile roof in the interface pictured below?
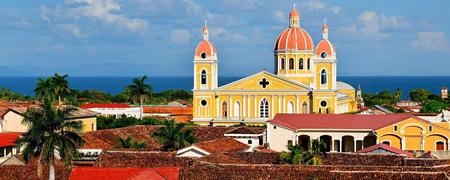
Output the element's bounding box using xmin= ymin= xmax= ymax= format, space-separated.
xmin=70 ymin=167 xmax=180 ymax=180
xmin=0 ymin=132 xmax=21 ymax=147
xmin=194 ymin=138 xmax=249 ymax=154
xmin=80 ymin=103 xmax=130 ymax=109
xmin=356 ymin=144 xmax=414 ymax=158
xmin=224 ymin=126 xmax=265 ymax=135
xmin=268 ymin=114 xmax=415 ymax=131
xmin=143 ymin=106 xmax=192 ymax=115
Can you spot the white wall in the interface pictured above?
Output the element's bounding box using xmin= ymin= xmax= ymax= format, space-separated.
xmin=267 ymin=123 xmax=294 ymax=152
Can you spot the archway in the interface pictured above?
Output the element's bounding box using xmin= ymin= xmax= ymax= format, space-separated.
xmin=222 ymin=101 xmax=228 ymax=118
xmin=320 ymin=135 xmax=332 ymax=152
xmin=342 ymin=136 xmax=355 ymax=152
xmin=298 ymin=135 xmax=310 ymax=150
xmin=363 ymin=135 xmax=377 ymax=148
xmin=233 ymin=101 xmax=240 ymax=118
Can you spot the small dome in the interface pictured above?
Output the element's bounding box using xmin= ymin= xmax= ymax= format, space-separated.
xmin=316 ymin=39 xmax=335 ymax=58
xmin=274 ymin=27 xmax=314 ymax=51
xmin=290 ymin=8 xmax=299 ymax=17
xmin=195 ymin=40 xmax=216 ymax=59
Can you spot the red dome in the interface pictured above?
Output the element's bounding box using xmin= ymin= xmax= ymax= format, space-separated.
xmin=274 ymin=27 xmax=314 ymax=51
xmin=316 ymin=39 xmax=335 ymax=57
xmin=195 ymin=40 xmax=216 ymax=58
xmin=290 ymin=9 xmax=299 ymax=17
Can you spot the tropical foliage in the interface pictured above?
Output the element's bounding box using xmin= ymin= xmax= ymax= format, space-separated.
xmin=278 ymin=139 xmax=327 ymax=165
xmin=96 ymin=115 xmax=168 ymax=130
xmin=152 ymin=120 xmax=195 ymax=151
xmin=115 ymin=136 xmax=147 ymax=150
xmin=15 ymin=100 xmax=83 ymax=180
xmin=34 ymin=73 xmax=70 ymax=104
xmin=126 ymin=76 xmax=153 ymax=119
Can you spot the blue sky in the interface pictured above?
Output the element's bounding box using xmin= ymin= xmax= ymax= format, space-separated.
xmin=0 ymin=0 xmax=449 ymax=77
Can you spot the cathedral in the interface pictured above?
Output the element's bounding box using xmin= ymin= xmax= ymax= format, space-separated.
xmin=192 ymin=5 xmax=357 ymax=126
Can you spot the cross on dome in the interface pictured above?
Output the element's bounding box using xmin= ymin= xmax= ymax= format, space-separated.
xmin=202 ymin=19 xmax=209 ymax=40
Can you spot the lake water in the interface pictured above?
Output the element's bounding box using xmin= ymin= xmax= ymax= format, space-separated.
xmin=0 ymin=76 xmax=448 ymax=99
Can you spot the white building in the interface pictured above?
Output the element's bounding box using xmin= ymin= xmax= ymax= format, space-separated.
xmin=224 ymin=126 xmax=266 ymax=151
xmin=80 ymin=104 xmax=140 ymax=118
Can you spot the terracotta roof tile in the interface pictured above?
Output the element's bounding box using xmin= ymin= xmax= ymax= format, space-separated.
xmin=0 ymin=132 xmax=21 ymax=147
xmin=143 ymin=106 xmax=192 ymax=115
xmin=70 ymin=167 xmax=180 ymax=180
xmin=224 ymin=126 xmax=265 ymax=135
xmin=194 ymin=138 xmax=249 ymax=154
xmin=80 ymin=103 xmax=130 ymax=109
xmin=356 ymin=144 xmax=414 ymax=158
xmin=268 ymin=114 xmax=414 ymax=130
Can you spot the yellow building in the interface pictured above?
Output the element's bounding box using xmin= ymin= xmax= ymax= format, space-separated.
xmin=192 ymin=6 xmax=357 ymax=126
xmin=267 ymin=114 xmax=450 ymax=152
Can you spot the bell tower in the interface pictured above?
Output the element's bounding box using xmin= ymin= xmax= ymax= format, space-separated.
xmin=193 ymin=20 xmax=218 ymax=90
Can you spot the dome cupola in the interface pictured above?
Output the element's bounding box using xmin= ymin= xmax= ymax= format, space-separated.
xmin=274 ymin=4 xmax=314 ymax=52
xmin=316 ymin=18 xmax=335 ymax=58
xmin=195 ymin=20 xmax=217 ymax=59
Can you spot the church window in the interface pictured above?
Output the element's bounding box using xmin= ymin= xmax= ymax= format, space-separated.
xmin=320 ymin=101 xmax=327 ymax=107
xmin=429 ymin=126 xmax=433 ymax=132
xmin=248 ymin=140 xmax=252 ymax=144
xmin=281 ymin=58 xmax=285 ymax=70
xmin=222 ymin=101 xmax=228 ymax=118
xmin=259 ymin=98 xmax=269 ymax=118
xmin=299 ymin=58 xmax=304 ymax=70
xmin=307 ymin=58 xmax=310 ymax=70
xmin=201 ymin=70 xmax=207 ymax=85
xmin=394 ymin=125 xmax=398 ymax=131
xmin=321 ymin=69 xmax=327 ymax=84
xmin=201 ymin=100 xmax=207 ymax=106
xmin=321 ymin=52 xmax=327 ymax=58
xmin=201 ymin=52 xmax=207 ymax=59
xmin=302 ymin=102 xmax=308 ymax=114
xmin=289 ymin=58 xmax=294 ymax=69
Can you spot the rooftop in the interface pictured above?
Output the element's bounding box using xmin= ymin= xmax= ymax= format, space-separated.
xmin=80 ymin=103 xmax=130 ymax=109
xmin=193 ymin=138 xmax=249 ymax=154
xmin=70 ymin=167 xmax=180 ymax=180
xmin=356 ymin=144 xmax=414 ymax=158
xmin=0 ymin=132 xmax=21 ymax=147
xmin=224 ymin=126 xmax=265 ymax=135
xmin=268 ymin=113 xmax=416 ymax=131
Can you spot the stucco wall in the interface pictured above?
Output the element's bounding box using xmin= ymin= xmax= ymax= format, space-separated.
xmin=267 ymin=123 xmax=294 ymax=152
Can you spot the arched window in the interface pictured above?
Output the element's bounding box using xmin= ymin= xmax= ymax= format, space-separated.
xmin=321 ymin=69 xmax=327 ymax=85
xmin=248 ymin=140 xmax=252 ymax=144
xmin=201 ymin=70 xmax=207 ymax=85
xmin=288 ymin=58 xmax=294 ymax=70
xmin=233 ymin=101 xmax=240 ymax=118
xmin=302 ymin=102 xmax=308 ymax=114
xmin=287 ymin=101 xmax=294 ymax=113
xmin=299 ymin=58 xmax=304 ymax=70
xmin=307 ymin=58 xmax=310 ymax=70
xmin=436 ymin=141 xmax=445 ymax=150
xmin=222 ymin=101 xmax=228 ymax=118
xmin=382 ymin=141 xmax=390 ymax=146
xmin=259 ymin=98 xmax=269 ymax=118
xmin=281 ymin=58 xmax=285 ymax=70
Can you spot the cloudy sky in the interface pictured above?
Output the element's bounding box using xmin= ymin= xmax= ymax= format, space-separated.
xmin=0 ymin=0 xmax=449 ymax=76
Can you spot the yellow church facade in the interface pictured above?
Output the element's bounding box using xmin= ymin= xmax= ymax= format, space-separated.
xmin=192 ymin=6 xmax=357 ymax=126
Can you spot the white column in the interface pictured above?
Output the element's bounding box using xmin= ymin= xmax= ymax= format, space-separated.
xmin=401 ymin=137 xmax=405 ymax=150
xmin=340 ymin=139 xmax=343 ymax=152
xmin=354 ymin=140 xmax=357 ymax=152
xmin=216 ymin=97 xmax=219 ymax=118
xmin=331 ymin=139 xmax=335 ymax=152
xmin=229 ymin=95 xmax=232 ymax=119
xmin=243 ymin=95 xmax=246 ymax=118
xmin=254 ymin=95 xmax=257 ymax=118
xmin=278 ymin=95 xmax=281 ymax=113
xmin=248 ymin=95 xmax=251 ymax=118
xmin=282 ymin=96 xmax=286 ymax=113
xmin=296 ymin=95 xmax=299 ymax=113
xmin=271 ymin=95 xmax=274 ymax=118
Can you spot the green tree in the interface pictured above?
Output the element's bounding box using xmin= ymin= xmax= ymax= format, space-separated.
xmin=278 ymin=139 xmax=327 ymax=165
xmin=421 ymin=100 xmax=447 ymax=113
xmin=51 ymin=73 xmax=71 ymax=105
xmin=127 ymin=76 xmax=152 ymax=119
xmin=152 ymin=120 xmax=195 ymax=151
xmin=15 ymin=100 xmax=83 ymax=180
xmin=394 ymin=88 xmax=401 ymax=102
xmin=409 ymin=89 xmax=432 ymax=103
xmin=35 ymin=77 xmax=55 ymax=101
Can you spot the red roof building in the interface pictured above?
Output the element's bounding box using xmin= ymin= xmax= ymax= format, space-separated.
xmin=356 ymin=144 xmax=414 ymax=158
xmin=70 ymin=167 xmax=180 ymax=180
xmin=0 ymin=132 xmax=21 ymax=148
xmin=80 ymin=103 xmax=130 ymax=109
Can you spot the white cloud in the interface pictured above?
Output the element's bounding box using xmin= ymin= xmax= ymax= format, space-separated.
xmin=272 ymin=10 xmax=285 ymax=23
xmin=413 ymin=32 xmax=449 ymax=51
xmin=330 ymin=6 xmax=341 ymax=14
xmin=66 ymin=0 xmax=148 ymax=32
xmin=341 ymin=11 xmax=407 ymax=38
xmin=40 ymin=5 xmax=51 ymax=22
xmin=170 ymin=29 xmax=194 ymax=44
xmin=304 ymin=0 xmax=325 ymax=10
xmin=210 ymin=27 xmax=246 ymax=43
xmin=221 ymin=0 xmax=262 ymax=10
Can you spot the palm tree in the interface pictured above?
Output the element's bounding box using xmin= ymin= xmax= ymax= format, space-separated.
xmin=305 ymin=139 xmax=327 ymax=165
xmin=35 ymin=77 xmax=55 ymax=101
xmin=15 ymin=100 xmax=83 ymax=180
xmin=127 ymin=76 xmax=152 ymax=119
xmin=152 ymin=120 xmax=195 ymax=151
xmin=52 ymin=73 xmax=70 ymax=105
